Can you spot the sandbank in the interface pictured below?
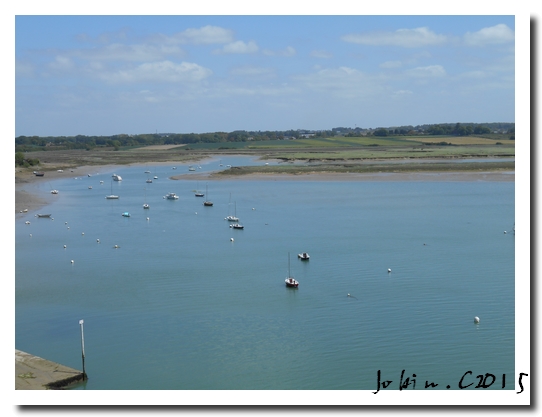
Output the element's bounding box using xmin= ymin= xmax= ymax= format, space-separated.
xmin=171 ymin=170 xmax=515 ymax=182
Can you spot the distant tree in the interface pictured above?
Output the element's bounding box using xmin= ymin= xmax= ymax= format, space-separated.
xmin=15 ymin=152 xmax=24 ymax=166
xmin=473 ymin=126 xmax=491 ymax=134
xmin=373 ymin=128 xmax=388 ymax=137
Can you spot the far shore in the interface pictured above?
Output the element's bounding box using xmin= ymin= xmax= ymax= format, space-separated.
xmin=15 ymin=159 xmax=514 ymax=217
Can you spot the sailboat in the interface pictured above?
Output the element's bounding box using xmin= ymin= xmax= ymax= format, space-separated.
xmin=285 ymin=253 xmax=299 ymax=288
xmin=228 ymin=201 xmax=243 ymax=229
xmin=225 ymin=195 xmax=239 ymax=221
xmin=203 ymin=184 xmax=213 ymax=206
xmin=105 ymin=181 xmax=119 ymax=199
xmin=194 ymin=182 xmax=204 ymax=197
xmin=143 ymin=188 xmax=150 ymax=209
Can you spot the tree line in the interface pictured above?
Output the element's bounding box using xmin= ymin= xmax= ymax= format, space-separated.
xmin=15 ymin=123 xmax=514 ymax=153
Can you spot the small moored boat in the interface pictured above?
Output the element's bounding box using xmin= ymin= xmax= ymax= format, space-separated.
xmin=203 ymin=184 xmax=213 ymax=206
xmin=285 ymin=253 xmax=299 ymax=288
xmin=122 ymin=212 xmax=130 ymax=217
xmin=37 ymin=213 xmax=51 ymax=218
xmin=105 ymin=181 xmax=119 ymax=199
xmin=164 ymin=192 xmax=179 ymax=200
xmin=226 ymin=199 xmax=239 ymax=222
xmin=298 ymin=252 xmax=310 ymax=260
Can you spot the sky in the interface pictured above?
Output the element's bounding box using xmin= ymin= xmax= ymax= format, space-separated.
xmin=14 ymin=14 xmax=518 ymax=137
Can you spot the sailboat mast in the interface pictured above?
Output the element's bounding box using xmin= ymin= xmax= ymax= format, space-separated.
xmin=288 ymin=252 xmax=291 ymax=277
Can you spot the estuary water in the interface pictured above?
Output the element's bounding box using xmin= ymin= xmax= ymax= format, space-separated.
xmin=15 ymin=156 xmax=515 ymax=391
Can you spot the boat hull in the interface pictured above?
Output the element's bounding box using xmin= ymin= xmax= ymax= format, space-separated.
xmin=285 ymin=278 xmax=299 ymax=288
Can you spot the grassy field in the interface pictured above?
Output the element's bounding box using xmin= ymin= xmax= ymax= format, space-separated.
xmin=212 ymin=160 xmax=515 ymax=177
xmin=16 ymin=134 xmax=515 ymax=177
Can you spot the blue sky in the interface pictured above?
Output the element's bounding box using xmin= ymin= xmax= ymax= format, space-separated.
xmin=15 ymin=14 xmax=517 ymax=137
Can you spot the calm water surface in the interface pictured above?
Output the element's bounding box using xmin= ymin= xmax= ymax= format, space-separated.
xmin=15 ymin=156 xmax=515 ymax=390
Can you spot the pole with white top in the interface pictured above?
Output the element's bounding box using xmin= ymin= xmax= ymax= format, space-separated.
xmin=79 ymin=319 xmax=87 ymax=380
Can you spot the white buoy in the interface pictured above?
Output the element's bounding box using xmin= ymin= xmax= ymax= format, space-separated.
xmin=96 ymin=239 xmax=100 ymax=243
xmin=230 ymin=238 xmax=234 ymax=242
xmin=63 ymin=245 xmax=66 ymax=248
xmin=114 ymin=245 xmax=119 ymax=249
xmin=504 ymin=231 xmax=507 ymax=234
xmin=82 ymin=232 xmax=84 ymax=235
xmin=347 ymin=293 xmax=350 ymax=297
xmin=29 ymin=234 xmax=32 ymax=237
xmin=71 ymin=260 xmax=74 ymax=264
xmin=474 ymin=316 xmax=480 ymax=324
xmin=388 ymin=268 xmax=391 ymax=273
xmin=146 ymin=217 xmax=150 ymax=221
xmin=65 ymin=222 xmax=68 ymax=225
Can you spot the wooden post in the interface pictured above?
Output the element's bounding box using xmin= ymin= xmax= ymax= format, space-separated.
xmin=79 ymin=319 xmax=87 ymax=380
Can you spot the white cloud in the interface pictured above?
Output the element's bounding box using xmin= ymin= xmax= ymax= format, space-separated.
xmin=457 ymin=70 xmax=486 ymax=79
xmin=406 ymin=65 xmax=446 ymax=78
xmin=293 ymin=66 xmax=383 ymax=99
xmin=216 ymin=40 xmax=259 ymax=54
xmin=76 ymin=43 xmax=185 ymax=62
xmin=167 ymin=25 xmax=234 ymax=45
xmin=49 ymin=55 xmax=75 ymax=71
xmin=229 ymin=66 xmax=276 ymax=79
xmin=392 ymin=89 xmax=413 ymax=98
xmin=464 ymin=24 xmax=515 ymax=47
xmin=16 ymin=60 xmax=35 ymax=77
xmin=342 ymin=27 xmax=447 ymax=48
xmin=380 ymin=60 xmax=402 ymax=69
xmin=310 ymin=50 xmax=333 ymax=59
xmin=263 ymin=46 xmax=296 ymax=57
xmin=99 ymin=60 xmax=213 ymax=84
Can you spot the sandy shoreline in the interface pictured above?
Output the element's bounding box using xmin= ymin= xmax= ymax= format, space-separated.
xmin=14 ymin=161 xmax=182 ymax=215
xmin=14 ymin=162 xmax=514 ymax=216
xmin=172 ymin=170 xmax=515 ymax=183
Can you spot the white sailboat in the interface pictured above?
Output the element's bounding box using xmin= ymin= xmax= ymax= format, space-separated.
xmin=105 ymin=181 xmax=119 ymax=199
xmin=225 ymin=195 xmax=239 ymax=222
xmin=143 ymin=188 xmax=149 ymax=209
xmin=285 ymin=253 xmax=299 ymax=288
